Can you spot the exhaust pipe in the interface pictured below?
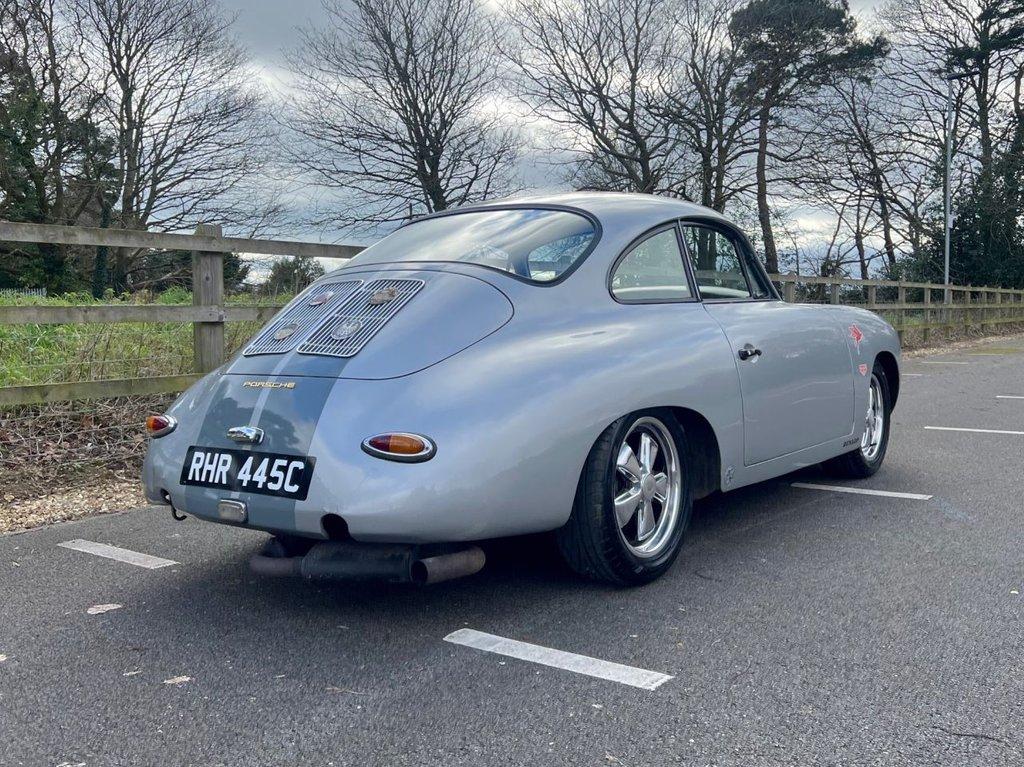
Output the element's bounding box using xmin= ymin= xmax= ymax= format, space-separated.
xmin=249 ymin=539 xmax=486 ymax=584
xmin=411 ymin=547 xmax=487 ymax=584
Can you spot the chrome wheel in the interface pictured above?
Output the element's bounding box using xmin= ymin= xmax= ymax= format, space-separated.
xmin=613 ymin=416 xmax=682 ymax=558
xmin=860 ymin=373 xmax=885 ymax=461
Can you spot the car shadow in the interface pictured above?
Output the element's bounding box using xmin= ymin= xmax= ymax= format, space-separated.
xmin=127 ymin=465 xmax=849 ymax=651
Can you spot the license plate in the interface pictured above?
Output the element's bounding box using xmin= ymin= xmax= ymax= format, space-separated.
xmin=179 ymin=447 xmax=315 ymax=501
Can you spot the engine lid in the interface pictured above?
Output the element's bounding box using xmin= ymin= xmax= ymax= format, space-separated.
xmin=227 ymin=268 xmax=513 ymax=380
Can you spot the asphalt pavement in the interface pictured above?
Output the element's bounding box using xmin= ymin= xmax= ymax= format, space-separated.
xmin=1 ymin=338 xmax=1022 ymax=766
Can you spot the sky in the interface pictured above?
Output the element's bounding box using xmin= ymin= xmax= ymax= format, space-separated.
xmin=219 ymin=0 xmax=885 ymax=248
xmin=222 ymin=0 xmax=882 ymax=64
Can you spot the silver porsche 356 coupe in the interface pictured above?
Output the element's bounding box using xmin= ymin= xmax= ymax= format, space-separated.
xmin=143 ymin=193 xmax=900 ymax=586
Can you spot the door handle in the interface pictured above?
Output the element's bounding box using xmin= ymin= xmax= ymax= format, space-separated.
xmin=738 ymin=344 xmax=762 ymax=361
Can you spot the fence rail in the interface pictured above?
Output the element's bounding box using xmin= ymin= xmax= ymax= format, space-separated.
xmin=0 ymin=221 xmax=363 ymax=260
xmin=771 ymin=273 xmax=1024 ymax=345
xmin=3 ymin=220 xmax=1024 ymax=407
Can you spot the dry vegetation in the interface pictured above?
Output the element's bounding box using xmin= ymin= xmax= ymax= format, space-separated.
xmin=0 ymin=393 xmax=173 ymax=532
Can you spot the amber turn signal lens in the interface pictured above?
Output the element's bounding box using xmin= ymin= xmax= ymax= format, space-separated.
xmin=361 ymin=433 xmax=435 ymax=462
xmin=369 ymin=434 xmax=424 ymax=454
xmin=146 ymin=414 xmax=177 ymax=438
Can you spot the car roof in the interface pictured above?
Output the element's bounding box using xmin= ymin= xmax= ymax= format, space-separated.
xmin=463 ymin=191 xmax=731 ymax=231
xmin=368 ymin=192 xmax=745 ymax=296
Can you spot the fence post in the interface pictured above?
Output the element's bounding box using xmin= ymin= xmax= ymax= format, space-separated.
xmin=784 ymin=279 xmax=796 ymax=303
xmin=896 ymin=283 xmax=907 ymax=346
xmin=192 ymin=223 xmax=225 ymax=374
xmin=923 ymin=287 xmax=931 ymax=345
xmin=830 ymin=281 xmax=840 ymax=304
xmin=867 ymin=284 xmax=876 ymax=308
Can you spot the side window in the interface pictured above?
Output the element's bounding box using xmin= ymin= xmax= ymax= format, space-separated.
xmin=610 ymin=228 xmax=692 ymax=302
xmin=681 ymin=225 xmax=749 ymax=298
xmin=681 ymin=224 xmax=771 ymax=300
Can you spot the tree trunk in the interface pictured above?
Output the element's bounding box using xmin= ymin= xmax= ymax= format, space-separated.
xmin=755 ymin=105 xmax=777 ymax=273
xmin=92 ymin=199 xmax=112 ymax=298
xmin=864 ymin=146 xmax=897 ymax=272
xmin=854 ymin=227 xmax=868 ymax=280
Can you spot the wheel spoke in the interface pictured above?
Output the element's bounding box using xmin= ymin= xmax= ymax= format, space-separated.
xmin=616 ymin=442 xmax=642 ymax=481
xmin=614 ymin=487 xmax=642 ymax=528
xmin=636 ymin=498 xmax=656 ymax=540
xmin=639 ymin=432 xmax=658 ymax=473
xmin=612 ymin=417 xmax=683 ymax=558
xmin=652 ymin=472 xmax=668 ymax=501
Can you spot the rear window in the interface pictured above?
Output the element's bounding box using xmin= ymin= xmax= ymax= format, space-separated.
xmin=342 ymin=209 xmax=597 ymax=283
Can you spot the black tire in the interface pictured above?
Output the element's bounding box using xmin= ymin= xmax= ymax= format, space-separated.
xmin=557 ymin=409 xmax=693 ymax=586
xmin=825 ymin=360 xmax=892 ymax=479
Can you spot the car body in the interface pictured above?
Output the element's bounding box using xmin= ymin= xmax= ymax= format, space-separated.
xmin=143 ymin=192 xmax=900 ymax=583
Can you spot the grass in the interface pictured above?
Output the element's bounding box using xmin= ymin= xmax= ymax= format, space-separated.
xmin=0 ymin=289 xmax=287 ymax=387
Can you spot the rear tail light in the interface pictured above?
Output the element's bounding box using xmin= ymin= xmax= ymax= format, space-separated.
xmin=361 ymin=433 xmax=435 ymax=463
xmin=146 ymin=414 xmax=177 ymax=438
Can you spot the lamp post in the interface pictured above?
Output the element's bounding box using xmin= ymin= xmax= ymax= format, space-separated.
xmin=943 ymin=76 xmax=953 ymax=304
xmin=941 ymin=68 xmax=977 ymax=304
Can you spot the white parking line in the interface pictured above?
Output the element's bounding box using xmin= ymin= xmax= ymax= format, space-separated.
xmin=918 ymin=360 xmax=969 ymax=365
xmin=902 ymin=373 xmax=925 ymax=377
xmin=58 ymin=539 xmax=177 ymax=569
xmin=443 ymin=628 xmax=673 ymax=690
xmin=791 ymin=482 xmax=932 ymax=500
xmin=924 ymin=426 xmax=1024 ymax=436
xmin=996 ymin=395 xmax=1024 ymax=400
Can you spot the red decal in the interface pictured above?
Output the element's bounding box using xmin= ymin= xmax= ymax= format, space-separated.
xmin=849 ymin=324 xmax=864 ymax=352
xmin=859 ymin=363 xmax=869 ymax=376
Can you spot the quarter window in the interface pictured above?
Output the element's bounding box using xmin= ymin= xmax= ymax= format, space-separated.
xmin=611 ymin=229 xmax=692 ymax=302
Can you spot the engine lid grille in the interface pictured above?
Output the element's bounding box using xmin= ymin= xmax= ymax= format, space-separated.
xmin=243 ymin=280 xmax=362 ymax=356
xmin=297 ymin=278 xmax=424 ymax=358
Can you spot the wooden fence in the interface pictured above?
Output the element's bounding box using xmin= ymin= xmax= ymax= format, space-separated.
xmin=2 ymin=220 xmax=1024 ymax=408
xmin=773 ymin=274 xmax=1024 ymax=346
xmin=0 ymin=222 xmax=357 ymax=406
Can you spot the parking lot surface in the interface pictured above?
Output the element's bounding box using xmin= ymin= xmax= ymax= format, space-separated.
xmin=1 ymin=339 xmax=1022 ymax=766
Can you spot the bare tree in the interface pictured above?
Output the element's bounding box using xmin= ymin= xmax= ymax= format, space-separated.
xmin=73 ymin=0 xmax=277 ymax=289
xmin=667 ymin=0 xmax=758 ymax=212
xmin=799 ymin=71 xmax=910 ymax=275
xmin=286 ymin=0 xmax=520 ymax=231
xmin=729 ymin=0 xmax=887 ymax=273
xmin=71 ymin=0 xmax=280 ymax=290
xmin=0 ymin=0 xmax=100 ymax=223
xmin=503 ymin=0 xmax=687 ymax=194
xmin=0 ymin=0 xmax=119 ymax=290
xmin=880 ymin=0 xmax=1024 ymax=281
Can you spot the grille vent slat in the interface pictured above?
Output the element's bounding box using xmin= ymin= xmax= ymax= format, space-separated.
xmin=297 ymin=278 xmax=424 ymax=358
xmin=243 ymin=280 xmax=362 ymax=356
